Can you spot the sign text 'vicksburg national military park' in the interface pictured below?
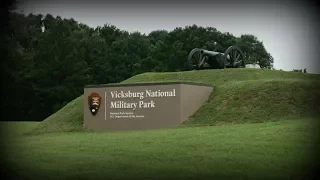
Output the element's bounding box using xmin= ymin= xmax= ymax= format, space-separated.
xmin=110 ymin=89 xmax=176 ymax=110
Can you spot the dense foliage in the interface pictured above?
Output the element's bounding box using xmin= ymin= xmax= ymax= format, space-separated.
xmin=2 ymin=12 xmax=274 ymax=121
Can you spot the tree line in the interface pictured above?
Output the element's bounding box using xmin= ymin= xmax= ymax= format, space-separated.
xmin=2 ymin=12 xmax=274 ymax=121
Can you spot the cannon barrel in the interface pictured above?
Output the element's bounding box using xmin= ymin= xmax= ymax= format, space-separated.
xmin=200 ymin=49 xmax=222 ymax=57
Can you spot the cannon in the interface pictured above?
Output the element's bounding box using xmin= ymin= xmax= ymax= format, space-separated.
xmin=187 ymin=46 xmax=245 ymax=70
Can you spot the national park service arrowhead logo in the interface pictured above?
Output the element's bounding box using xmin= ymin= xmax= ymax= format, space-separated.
xmin=88 ymin=92 xmax=101 ymax=116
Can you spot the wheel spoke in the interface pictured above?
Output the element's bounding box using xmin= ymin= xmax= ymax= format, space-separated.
xmin=235 ymin=53 xmax=241 ymax=62
xmin=234 ymin=61 xmax=241 ymax=65
xmin=231 ymin=53 xmax=235 ymax=64
xmin=199 ymin=57 xmax=205 ymax=66
xmin=233 ymin=50 xmax=237 ymax=61
xmin=191 ymin=57 xmax=195 ymax=64
xmin=229 ymin=50 xmax=233 ymax=60
xmin=192 ymin=52 xmax=199 ymax=64
xmin=233 ymin=50 xmax=236 ymax=62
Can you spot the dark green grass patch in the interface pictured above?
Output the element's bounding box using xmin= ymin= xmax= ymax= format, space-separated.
xmin=4 ymin=118 xmax=319 ymax=180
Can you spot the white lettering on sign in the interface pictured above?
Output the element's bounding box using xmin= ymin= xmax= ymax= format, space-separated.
xmin=109 ymin=112 xmax=145 ymax=119
xmin=110 ymin=91 xmax=144 ymax=100
xmin=108 ymin=89 xmax=176 ymax=110
xmin=145 ymin=89 xmax=175 ymax=98
xmin=110 ymin=101 xmax=138 ymax=110
xmin=139 ymin=100 xmax=155 ymax=108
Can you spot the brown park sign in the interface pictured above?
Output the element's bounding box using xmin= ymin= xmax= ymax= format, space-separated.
xmin=83 ymin=82 xmax=213 ymax=131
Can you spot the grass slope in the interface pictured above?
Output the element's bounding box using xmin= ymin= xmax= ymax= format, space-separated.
xmin=5 ymin=119 xmax=319 ymax=180
xmin=28 ymin=69 xmax=320 ymax=134
xmin=0 ymin=121 xmax=40 ymax=138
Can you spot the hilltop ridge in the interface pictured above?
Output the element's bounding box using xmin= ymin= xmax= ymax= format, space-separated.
xmin=27 ymin=69 xmax=320 ymax=134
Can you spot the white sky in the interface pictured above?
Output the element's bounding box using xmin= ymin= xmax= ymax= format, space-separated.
xmin=15 ymin=0 xmax=320 ymax=73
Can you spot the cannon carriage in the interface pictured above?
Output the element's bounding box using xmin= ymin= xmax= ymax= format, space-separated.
xmin=187 ymin=46 xmax=245 ymax=70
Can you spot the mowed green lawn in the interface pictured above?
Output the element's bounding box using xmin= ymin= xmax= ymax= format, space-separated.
xmin=3 ymin=118 xmax=319 ymax=180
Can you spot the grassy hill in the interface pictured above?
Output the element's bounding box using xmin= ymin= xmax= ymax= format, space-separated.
xmin=27 ymin=68 xmax=320 ymax=134
xmin=4 ymin=68 xmax=320 ymax=180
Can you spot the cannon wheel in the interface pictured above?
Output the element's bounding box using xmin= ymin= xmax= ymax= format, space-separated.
xmin=187 ymin=48 xmax=206 ymax=70
xmin=223 ymin=46 xmax=245 ymax=68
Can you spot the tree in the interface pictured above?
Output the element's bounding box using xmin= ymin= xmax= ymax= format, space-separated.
xmin=235 ymin=34 xmax=274 ymax=69
xmin=2 ymin=12 xmax=275 ymax=121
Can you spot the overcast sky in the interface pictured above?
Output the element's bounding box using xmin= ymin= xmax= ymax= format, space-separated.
xmin=15 ymin=0 xmax=320 ymax=73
